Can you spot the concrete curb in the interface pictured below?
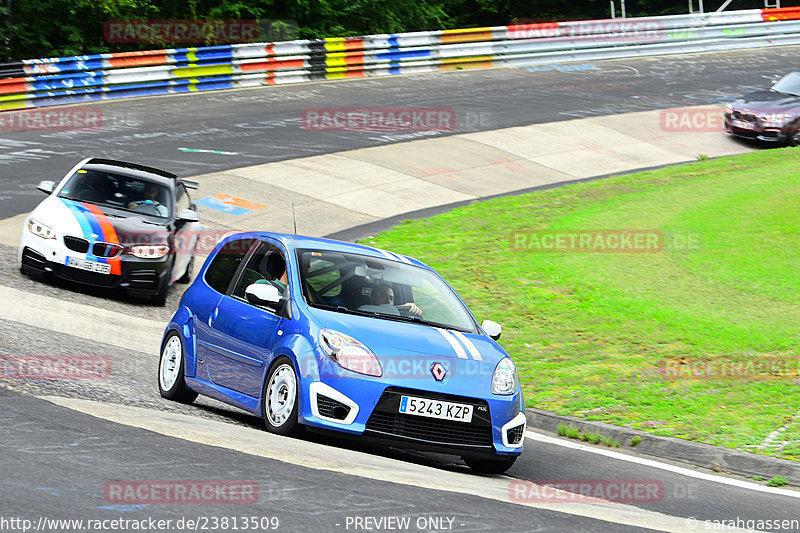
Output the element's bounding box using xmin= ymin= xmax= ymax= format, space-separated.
xmin=525 ymin=408 xmax=800 ymax=483
xmin=325 ymin=162 xmax=675 ymax=243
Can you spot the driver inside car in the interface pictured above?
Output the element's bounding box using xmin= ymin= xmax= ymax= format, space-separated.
xmin=128 ymin=182 xmax=168 ymax=216
xmin=360 ymin=283 xmax=422 ymax=317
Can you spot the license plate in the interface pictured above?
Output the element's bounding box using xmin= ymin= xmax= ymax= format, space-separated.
xmin=732 ymin=119 xmax=755 ymax=130
xmin=399 ymin=395 xmax=473 ymax=423
xmin=66 ymin=256 xmax=111 ymax=274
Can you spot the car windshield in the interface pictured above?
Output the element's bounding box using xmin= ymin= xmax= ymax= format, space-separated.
xmin=297 ymin=249 xmax=477 ymax=332
xmin=57 ymin=169 xmax=171 ymax=218
xmin=771 ymin=71 xmax=800 ymax=97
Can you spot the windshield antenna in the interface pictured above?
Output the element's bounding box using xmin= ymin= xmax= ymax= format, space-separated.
xmin=291 ymin=202 xmax=297 ymax=234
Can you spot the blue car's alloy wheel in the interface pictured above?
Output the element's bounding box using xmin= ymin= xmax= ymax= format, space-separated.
xmin=263 ymin=357 xmax=301 ymax=436
xmin=158 ymin=332 xmax=198 ymax=404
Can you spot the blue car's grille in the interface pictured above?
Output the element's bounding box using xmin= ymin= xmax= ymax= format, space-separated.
xmin=367 ymin=411 xmax=492 ymax=446
xmin=365 ymin=387 xmax=492 ymax=448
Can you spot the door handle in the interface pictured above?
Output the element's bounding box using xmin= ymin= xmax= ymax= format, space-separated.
xmin=208 ymin=306 xmax=219 ymax=326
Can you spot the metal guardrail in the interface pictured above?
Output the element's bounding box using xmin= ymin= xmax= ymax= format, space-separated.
xmin=1 ymin=6 xmax=800 ymax=111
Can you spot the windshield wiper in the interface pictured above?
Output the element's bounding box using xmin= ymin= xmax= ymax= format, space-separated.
xmin=310 ymin=303 xmax=378 ymax=318
xmin=58 ymin=194 xmax=85 ymax=202
xmin=373 ymin=313 xmax=472 ymax=332
xmin=310 ymin=303 xmax=472 ymax=332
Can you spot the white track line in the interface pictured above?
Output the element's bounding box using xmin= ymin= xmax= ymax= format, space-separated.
xmin=42 ymin=395 xmax=734 ymax=533
xmin=0 ymin=285 xmax=164 ymax=354
xmin=526 ymin=431 xmax=800 ymax=499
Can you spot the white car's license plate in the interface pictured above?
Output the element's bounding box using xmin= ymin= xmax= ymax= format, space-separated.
xmin=732 ymin=119 xmax=755 ymax=130
xmin=66 ymin=256 xmax=111 ymax=274
xmin=399 ymin=395 xmax=473 ymax=423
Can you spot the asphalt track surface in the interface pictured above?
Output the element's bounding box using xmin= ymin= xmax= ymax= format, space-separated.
xmin=3 ymin=46 xmax=800 ymax=532
xmin=3 ymin=45 xmax=800 ymax=219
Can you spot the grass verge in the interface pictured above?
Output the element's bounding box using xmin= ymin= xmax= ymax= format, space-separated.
xmin=363 ymin=147 xmax=800 ymax=460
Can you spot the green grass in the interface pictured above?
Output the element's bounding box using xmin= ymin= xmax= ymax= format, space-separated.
xmin=767 ymin=476 xmax=790 ymax=487
xmin=363 ymin=147 xmax=800 ymax=456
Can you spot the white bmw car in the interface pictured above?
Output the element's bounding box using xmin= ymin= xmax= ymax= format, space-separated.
xmin=19 ymin=158 xmax=201 ymax=305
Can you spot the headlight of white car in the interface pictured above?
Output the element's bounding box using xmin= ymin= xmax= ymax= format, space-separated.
xmin=27 ymin=218 xmax=55 ymax=240
xmin=319 ymin=329 xmax=382 ymax=377
xmin=492 ymin=357 xmax=518 ymax=395
xmin=128 ymin=244 xmax=170 ymax=259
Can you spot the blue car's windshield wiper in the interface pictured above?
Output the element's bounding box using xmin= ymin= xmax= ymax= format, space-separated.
xmin=311 ymin=303 xmax=472 ymax=332
xmin=380 ymin=313 xmax=472 ymax=332
xmin=310 ymin=303 xmax=378 ymax=318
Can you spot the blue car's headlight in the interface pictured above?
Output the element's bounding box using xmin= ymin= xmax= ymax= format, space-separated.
xmin=27 ymin=218 xmax=55 ymax=240
xmin=319 ymin=329 xmax=382 ymax=377
xmin=492 ymin=357 xmax=517 ymax=395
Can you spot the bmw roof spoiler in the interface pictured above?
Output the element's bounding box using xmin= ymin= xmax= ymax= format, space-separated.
xmin=85 ymin=158 xmax=178 ymax=180
xmin=180 ymin=180 xmax=198 ymax=190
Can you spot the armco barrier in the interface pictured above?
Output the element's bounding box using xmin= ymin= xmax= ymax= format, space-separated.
xmin=2 ymin=7 xmax=800 ymax=112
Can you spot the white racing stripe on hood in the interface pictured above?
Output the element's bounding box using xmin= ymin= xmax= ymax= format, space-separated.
xmin=376 ymin=248 xmax=400 ymax=262
xmin=435 ymin=328 xmax=468 ymax=359
xmin=452 ymin=331 xmax=483 ymax=361
xmin=375 ymin=247 xmax=412 ymax=264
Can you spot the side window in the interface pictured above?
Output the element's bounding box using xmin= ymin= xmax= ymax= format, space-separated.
xmin=232 ymin=243 xmax=288 ymax=300
xmin=299 ymin=254 xmax=343 ymax=306
xmin=175 ymin=184 xmax=191 ymax=213
xmin=305 ymin=259 xmax=341 ymax=297
xmin=204 ymin=238 xmax=257 ymax=294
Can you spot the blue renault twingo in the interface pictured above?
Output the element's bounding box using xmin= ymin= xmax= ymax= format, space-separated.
xmin=158 ymin=232 xmax=525 ymax=473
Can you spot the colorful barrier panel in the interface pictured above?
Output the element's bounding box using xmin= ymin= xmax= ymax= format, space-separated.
xmin=1 ymin=7 xmax=800 ymax=111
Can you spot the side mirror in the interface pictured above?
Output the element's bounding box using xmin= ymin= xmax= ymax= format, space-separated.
xmin=245 ymin=283 xmax=282 ymax=308
xmin=37 ymin=181 xmax=55 ymax=195
xmin=177 ymin=208 xmax=199 ymax=223
xmin=482 ymin=320 xmax=502 ymax=341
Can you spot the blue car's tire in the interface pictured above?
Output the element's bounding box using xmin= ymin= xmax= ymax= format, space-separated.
xmin=262 ymin=356 xmax=302 ymax=436
xmin=158 ymin=332 xmax=198 ymax=404
xmin=463 ymin=456 xmax=517 ymax=475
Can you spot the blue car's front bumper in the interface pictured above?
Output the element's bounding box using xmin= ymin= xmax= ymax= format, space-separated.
xmin=297 ymin=354 xmax=526 ymax=458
